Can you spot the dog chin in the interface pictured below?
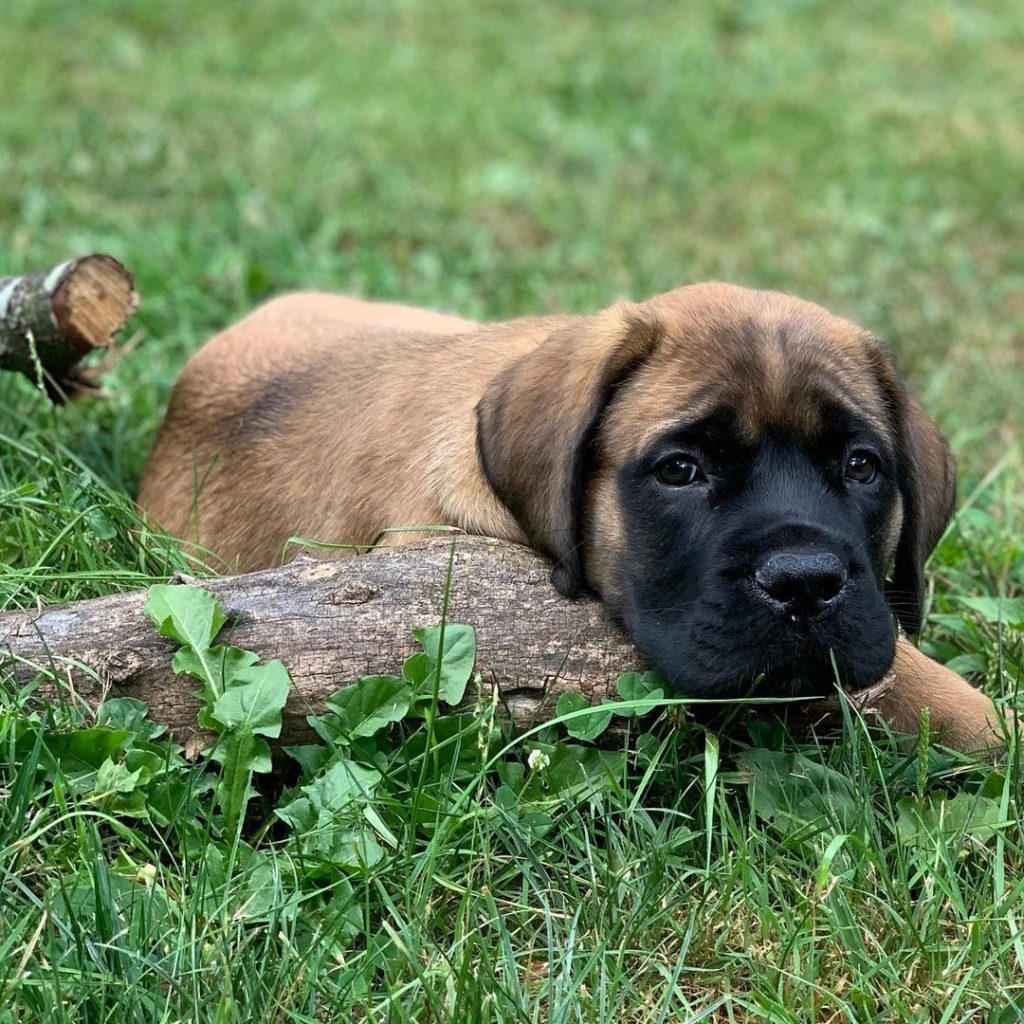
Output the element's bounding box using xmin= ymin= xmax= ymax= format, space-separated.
xmin=656 ymin=639 xmax=897 ymax=701
xmin=753 ymin=659 xmax=884 ymax=698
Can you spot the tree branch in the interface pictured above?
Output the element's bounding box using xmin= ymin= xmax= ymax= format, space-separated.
xmin=0 ymin=254 xmax=138 ymax=400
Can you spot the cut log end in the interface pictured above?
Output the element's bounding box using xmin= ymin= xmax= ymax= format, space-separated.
xmin=0 ymin=253 xmax=138 ymax=401
xmin=52 ymin=254 xmax=139 ymax=351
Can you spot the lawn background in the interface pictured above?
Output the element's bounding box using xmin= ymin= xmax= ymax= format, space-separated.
xmin=1 ymin=1 xmax=1023 ymax=1021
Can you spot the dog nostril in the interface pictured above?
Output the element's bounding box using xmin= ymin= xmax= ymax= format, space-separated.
xmin=753 ymin=551 xmax=847 ymax=614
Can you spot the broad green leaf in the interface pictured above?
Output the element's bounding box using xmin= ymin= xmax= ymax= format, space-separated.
xmin=896 ymin=792 xmax=1007 ymax=850
xmin=145 ymin=584 xmax=227 ymax=650
xmin=85 ymin=507 xmax=118 ymax=541
xmin=307 ymin=711 xmax=348 ymax=746
xmin=394 ymin=713 xmax=480 ymax=774
xmin=175 ymin=643 xmax=259 ymax=681
xmin=285 ymin=743 xmax=332 ymax=777
xmin=614 ymin=671 xmax=666 ymax=715
xmin=961 ymin=596 xmax=1024 ymax=630
xmin=309 ymin=759 xmax=382 ymax=810
xmin=412 ymin=624 xmax=476 ymax=704
xmin=97 ymin=698 xmax=166 ymax=741
xmin=277 ymin=759 xmax=382 ymax=832
xmin=91 ymin=758 xmax=142 ymax=797
xmin=325 ymin=675 xmax=413 ymax=739
xmin=331 ymin=828 xmax=385 ymax=870
xmin=276 ymin=794 xmax=316 ymax=833
xmin=213 ymin=730 xmax=268 ymax=836
xmin=209 ymin=660 xmax=289 ymax=835
xmin=146 ymin=770 xmax=214 ymax=830
xmin=521 ymin=810 xmax=555 ymax=838
xmin=211 ymin=660 xmax=289 ymax=737
xmin=49 ymin=868 xmax=174 ymax=949
xmin=556 ymin=691 xmax=614 ymax=741
xmin=86 ymin=759 xmax=147 ymax=815
xmin=277 ymin=759 xmax=384 ymax=872
xmin=39 ymin=728 xmax=133 ymax=776
xmin=556 ymin=691 xmax=587 ymax=718
xmin=493 ymin=785 xmax=519 ymax=811
xmin=232 ymin=855 xmax=303 ymax=924
xmin=289 ymin=822 xmax=385 ymax=871
xmin=323 ymin=878 xmax=362 ymax=944
xmin=123 ymin=744 xmax=170 ymax=776
xmin=175 ymin=645 xmax=261 ymax=725
xmin=498 ymin=760 xmax=526 ymax=792
xmin=147 ymin=584 xmax=234 ymax=718
xmin=739 ymin=749 xmax=859 ymax=833
xmin=361 ymin=801 xmax=398 ymax=849
xmin=634 ymin=732 xmax=662 ymax=764
xmin=402 ymin=651 xmax=431 ymax=686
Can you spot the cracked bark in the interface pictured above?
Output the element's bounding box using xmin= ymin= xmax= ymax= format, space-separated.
xmin=0 ymin=536 xmax=851 ymax=747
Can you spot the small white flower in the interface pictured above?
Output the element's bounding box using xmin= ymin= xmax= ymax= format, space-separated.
xmin=527 ymin=749 xmax=550 ymax=772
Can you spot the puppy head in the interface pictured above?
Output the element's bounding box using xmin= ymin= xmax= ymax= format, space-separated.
xmin=476 ymin=283 xmax=955 ymax=699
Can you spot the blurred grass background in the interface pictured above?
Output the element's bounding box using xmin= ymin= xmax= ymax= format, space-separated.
xmin=2 ymin=0 xmax=1022 ymax=498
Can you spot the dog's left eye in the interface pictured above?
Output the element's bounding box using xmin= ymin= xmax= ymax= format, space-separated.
xmin=655 ymin=455 xmax=704 ymax=487
xmin=845 ymin=450 xmax=879 ymax=484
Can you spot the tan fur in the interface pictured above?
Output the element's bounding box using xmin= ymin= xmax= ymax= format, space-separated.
xmin=879 ymin=639 xmax=1009 ymax=751
xmin=140 ymin=293 xmax=527 ymax=570
xmin=139 ymin=284 xmax=1008 ymax=750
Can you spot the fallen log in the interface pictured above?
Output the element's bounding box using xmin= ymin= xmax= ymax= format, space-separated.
xmin=0 ymin=538 xmax=655 ymax=747
xmin=0 ymin=535 xmax=886 ymax=749
xmin=0 ymin=254 xmax=138 ymax=400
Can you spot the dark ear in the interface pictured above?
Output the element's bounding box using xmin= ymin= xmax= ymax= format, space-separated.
xmin=476 ymin=304 xmax=661 ymax=596
xmin=888 ymin=394 xmax=957 ymax=635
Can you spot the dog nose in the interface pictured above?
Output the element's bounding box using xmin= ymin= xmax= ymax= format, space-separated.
xmin=753 ymin=550 xmax=847 ymax=617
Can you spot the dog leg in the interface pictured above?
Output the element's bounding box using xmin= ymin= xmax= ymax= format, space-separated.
xmin=866 ymin=637 xmax=1012 ymax=753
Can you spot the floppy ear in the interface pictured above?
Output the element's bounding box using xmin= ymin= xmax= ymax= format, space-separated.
xmin=888 ymin=394 xmax=957 ymax=635
xmin=476 ymin=304 xmax=661 ymax=597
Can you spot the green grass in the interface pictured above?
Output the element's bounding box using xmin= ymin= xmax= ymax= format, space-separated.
xmin=1 ymin=0 xmax=1023 ymax=1020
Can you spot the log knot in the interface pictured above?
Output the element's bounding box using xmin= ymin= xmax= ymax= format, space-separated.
xmin=90 ymin=648 xmax=149 ymax=686
xmin=325 ymin=582 xmax=381 ymax=605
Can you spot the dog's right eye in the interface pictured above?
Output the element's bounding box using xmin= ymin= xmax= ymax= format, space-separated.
xmin=655 ymin=455 xmax=704 ymax=487
xmin=844 ymin=450 xmax=880 ymax=485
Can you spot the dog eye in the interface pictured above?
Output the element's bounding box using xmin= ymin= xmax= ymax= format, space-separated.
xmin=845 ymin=450 xmax=879 ymax=484
xmin=655 ymin=455 xmax=704 ymax=487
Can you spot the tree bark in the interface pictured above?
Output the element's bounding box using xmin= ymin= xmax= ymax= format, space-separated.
xmin=0 ymin=538 xmax=641 ymax=746
xmin=0 ymin=536 xmax=863 ymax=748
xmin=0 ymin=254 xmax=138 ymax=400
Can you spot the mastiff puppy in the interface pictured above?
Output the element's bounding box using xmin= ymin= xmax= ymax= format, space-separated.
xmin=139 ymin=283 xmax=1006 ymax=750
